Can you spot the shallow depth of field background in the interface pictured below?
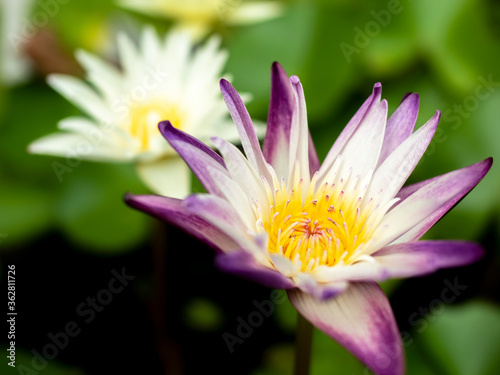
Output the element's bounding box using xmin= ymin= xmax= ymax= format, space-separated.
xmin=1 ymin=0 xmax=500 ymax=374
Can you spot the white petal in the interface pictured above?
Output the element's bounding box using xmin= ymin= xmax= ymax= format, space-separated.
xmin=211 ymin=137 xmax=269 ymax=207
xmin=136 ymin=157 xmax=191 ymax=198
xmin=75 ymin=49 xmax=122 ymax=103
xmin=338 ymin=100 xmax=388 ymax=186
xmin=364 ymin=111 xmax=439 ymax=208
xmin=47 ymin=74 xmax=112 ymax=122
xmin=206 ymin=165 xmax=256 ymax=229
xmin=226 ymin=2 xmax=284 ymax=24
xmin=28 ymin=132 xmax=130 ymax=161
xmin=288 ymin=76 xmax=310 ymax=187
xmin=269 ymin=253 xmax=300 ymax=277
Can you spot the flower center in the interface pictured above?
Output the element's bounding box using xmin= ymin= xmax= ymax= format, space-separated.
xmin=128 ymin=102 xmax=185 ymax=151
xmin=262 ymin=176 xmax=378 ymax=272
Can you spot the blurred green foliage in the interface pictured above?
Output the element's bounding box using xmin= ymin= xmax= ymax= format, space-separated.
xmin=1 ymin=0 xmax=499 ymax=374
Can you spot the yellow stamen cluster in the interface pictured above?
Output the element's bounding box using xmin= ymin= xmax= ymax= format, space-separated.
xmin=261 ymin=175 xmax=378 ymax=272
xmin=129 ymin=101 xmax=185 ymax=151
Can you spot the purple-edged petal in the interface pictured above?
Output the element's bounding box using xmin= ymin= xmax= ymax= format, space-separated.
xmin=288 ymin=75 xmax=312 ymax=182
xmin=183 ymin=194 xmax=263 ymax=255
xmin=124 ymin=193 xmax=237 ymax=253
xmin=390 ymin=157 xmax=493 ymax=244
xmin=315 ymin=240 xmax=484 ymax=283
xmin=294 ymin=273 xmax=348 ymax=300
xmin=220 ymin=79 xmax=271 ymax=180
xmin=371 ymin=240 xmax=485 ymax=279
xmin=204 ymin=164 xmax=256 ymax=228
xmin=365 ymin=111 xmax=439 ymax=207
xmin=262 ymin=63 xmax=320 ymax=179
xmin=319 ymin=83 xmax=382 ymax=180
xmin=263 ymin=62 xmax=294 ymax=178
xmin=307 ymin=132 xmax=320 ymax=175
xmin=211 ymin=136 xmax=268 ymax=207
xmin=216 ymin=250 xmax=296 ymax=289
xmin=377 ymin=93 xmax=420 ymax=166
xmin=159 ymin=121 xmax=228 ymax=197
xmin=337 ymin=99 xmax=388 ymax=181
xmin=288 ymin=283 xmax=405 ymax=375
xmin=184 ymin=193 xmax=247 ymax=235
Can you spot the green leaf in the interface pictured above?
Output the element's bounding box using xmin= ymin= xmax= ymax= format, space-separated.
xmin=405 ymin=341 xmax=440 ymax=375
xmin=251 ymin=343 xmax=294 ymax=375
xmin=419 ymin=301 xmax=500 ymax=375
xmin=0 ymin=182 xmax=54 ymax=248
xmin=0 ymin=345 xmax=86 ymax=375
xmin=0 ymin=82 xmax=74 ymax=247
xmin=183 ymin=297 xmax=224 ymax=332
xmin=55 ymin=162 xmax=151 ymax=253
xmin=311 ymin=327 xmax=367 ymax=375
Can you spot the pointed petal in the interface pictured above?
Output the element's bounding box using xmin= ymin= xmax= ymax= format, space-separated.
xmin=262 ymin=63 xmax=319 ymax=179
xmin=204 ymin=164 xmax=256 ymax=229
xmin=211 ymin=136 xmax=269 ymax=207
xmin=183 ymin=194 xmax=262 ymax=255
xmin=136 ymin=157 xmax=191 ymax=198
xmin=388 ymin=157 xmax=493 ymax=245
xmin=220 ymin=79 xmax=270 ymax=180
xmin=263 ymin=62 xmax=294 ymax=178
xmin=319 ymin=83 xmax=382 ymax=179
xmin=371 ymin=240 xmax=484 ymax=279
xmin=56 ymin=116 xmax=133 ymax=153
xmin=288 ymin=283 xmax=405 ymax=375
xmin=216 ymin=251 xmax=295 ymax=289
xmin=365 ymin=111 xmax=439 ymax=207
xmin=117 ymin=30 xmax=142 ymax=80
xmin=337 ymin=99 xmax=388 ymax=181
xmin=315 ymin=240 xmax=484 ymax=283
xmin=124 ymin=193 xmax=237 ymax=253
xmin=47 ymin=74 xmax=112 ymax=122
xmin=288 ymin=76 xmax=311 ymax=183
xmin=159 ymin=121 xmax=228 ymax=197
xmin=377 ymin=93 xmax=420 ymax=165
xmin=27 ymin=132 xmax=129 ymax=161
xmin=75 ymin=49 xmax=122 ymax=103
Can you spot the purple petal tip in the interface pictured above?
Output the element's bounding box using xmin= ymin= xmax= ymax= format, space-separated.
xmin=290 ymin=75 xmax=300 ymax=84
xmin=400 ymin=92 xmax=415 ymax=103
xmin=372 ymin=82 xmax=383 ymax=97
xmin=271 ymin=61 xmax=284 ymax=71
xmin=158 ymin=120 xmax=172 ymax=131
xmin=219 ymin=78 xmax=231 ymax=90
xmin=158 ymin=120 xmax=174 ymax=140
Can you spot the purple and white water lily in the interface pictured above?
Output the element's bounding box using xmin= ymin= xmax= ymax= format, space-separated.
xmin=126 ymin=62 xmax=492 ymax=375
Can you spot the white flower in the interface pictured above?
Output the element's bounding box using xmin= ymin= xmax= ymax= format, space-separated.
xmin=118 ymin=0 xmax=284 ymax=39
xmin=28 ymin=26 xmax=250 ymax=198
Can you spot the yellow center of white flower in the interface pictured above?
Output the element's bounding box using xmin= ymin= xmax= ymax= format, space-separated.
xmin=262 ymin=175 xmax=379 ymax=273
xmin=128 ymin=102 xmax=185 ymax=151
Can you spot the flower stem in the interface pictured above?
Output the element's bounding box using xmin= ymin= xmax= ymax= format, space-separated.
xmin=294 ymin=313 xmax=313 ymax=375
